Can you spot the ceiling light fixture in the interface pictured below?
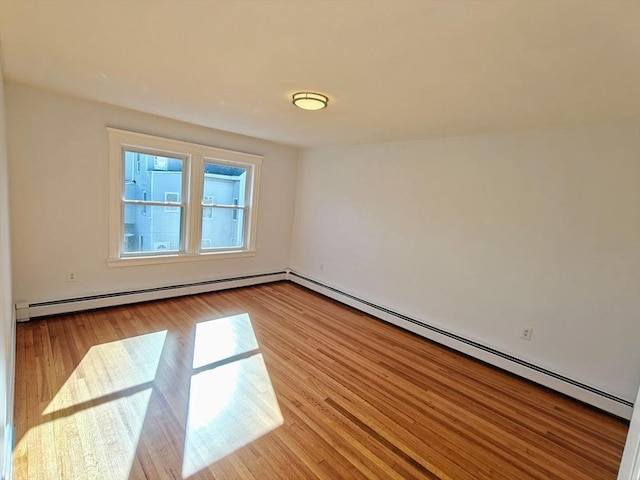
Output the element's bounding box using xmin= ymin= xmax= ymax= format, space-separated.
xmin=292 ymin=92 xmax=328 ymax=111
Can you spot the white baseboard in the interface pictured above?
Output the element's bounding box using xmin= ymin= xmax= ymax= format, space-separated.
xmin=17 ymin=271 xmax=286 ymax=321
xmin=288 ymin=270 xmax=634 ymax=420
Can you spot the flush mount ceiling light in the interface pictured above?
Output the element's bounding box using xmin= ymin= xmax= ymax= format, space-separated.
xmin=292 ymin=92 xmax=329 ymax=111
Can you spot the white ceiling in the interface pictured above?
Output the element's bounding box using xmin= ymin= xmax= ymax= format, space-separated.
xmin=0 ymin=0 xmax=638 ymax=148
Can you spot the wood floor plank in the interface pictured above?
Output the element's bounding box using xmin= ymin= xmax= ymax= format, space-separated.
xmin=13 ymin=281 xmax=629 ymax=479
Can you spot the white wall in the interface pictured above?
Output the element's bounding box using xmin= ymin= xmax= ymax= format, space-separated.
xmin=6 ymin=83 xmax=298 ymax=304
xmin=290 ymin=122 xmax=640 ymax=403
xmin=0 ymin=65 xmax=15 ymax=480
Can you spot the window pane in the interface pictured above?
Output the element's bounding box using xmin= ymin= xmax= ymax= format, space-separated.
xmin=203 ymin=162 xmax=247 ymax=207
xmin=123 ymin=205 xmax=182 ymax=254
xmin=124 ymin=151 xmax=183 ymax=201
xmin=201 ymin=208 xmax=244 ymax=249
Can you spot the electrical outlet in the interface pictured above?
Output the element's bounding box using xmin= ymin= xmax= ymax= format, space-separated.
xmin=67 ymin=271 xmax=77 ymax=282
xmin=520 ymin=327 xmax=533 ymax=341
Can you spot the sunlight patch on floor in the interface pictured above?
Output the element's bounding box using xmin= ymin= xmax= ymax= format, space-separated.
xmin=192 ymin=313 xmax=259 ymax=369
xmin=182 ymin=354 xmax=283 ymax=478
xmin=183 ymin=315 xmax=283 ymax=478
xmin=43 ymin=330 xmax=167 ymax=414
xmin=14 ymin=331 xmax=167 ymax=479
xmin=15 ymin=388 xmax=153 ymax=480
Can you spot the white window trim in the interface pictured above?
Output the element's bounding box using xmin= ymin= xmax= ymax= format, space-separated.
xmin=107 ymin=128 xmax=262 ymax=267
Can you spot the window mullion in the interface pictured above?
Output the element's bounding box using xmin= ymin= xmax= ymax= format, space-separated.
xmin=187 ymin=154 xmax=204 ymax=253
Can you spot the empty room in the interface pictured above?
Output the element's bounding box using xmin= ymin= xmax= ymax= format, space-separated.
xmin=0 ymin=1 xmax=639 ymax=479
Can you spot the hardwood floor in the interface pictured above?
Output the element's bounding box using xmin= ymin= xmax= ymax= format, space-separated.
xmin=13 ymin=282 xmax=628 ymax=479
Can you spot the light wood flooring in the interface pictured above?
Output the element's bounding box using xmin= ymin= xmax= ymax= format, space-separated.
xmin=13 ymin=282 xmax=629 ymax=479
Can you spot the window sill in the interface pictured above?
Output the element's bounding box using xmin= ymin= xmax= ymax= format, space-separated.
xmin=107 ymin=250 xmax=257 ymax=267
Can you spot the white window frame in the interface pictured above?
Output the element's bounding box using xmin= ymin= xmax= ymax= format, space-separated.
xmin=107 ymin=128 xmax=262 ymax=267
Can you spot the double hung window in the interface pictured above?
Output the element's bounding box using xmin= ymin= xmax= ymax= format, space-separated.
xmin=107 ymin=128 xmax=261 ymax=266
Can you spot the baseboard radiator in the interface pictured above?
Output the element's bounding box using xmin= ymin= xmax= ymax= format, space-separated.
xmin=287 ymin=270 xmax=634 ymax=420
xmin=13 ymin=268 xmax=633 ymax=419
xmin=15 ymin=271 xmax=287 ymax=321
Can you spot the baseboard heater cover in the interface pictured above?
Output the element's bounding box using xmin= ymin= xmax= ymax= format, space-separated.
xmin=17 ymin=271 xmax=287 ymax=321
xmin=287 ymin=270 xmax=633 ymax=420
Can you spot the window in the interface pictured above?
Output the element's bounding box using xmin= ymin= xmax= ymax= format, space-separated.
xmin=107 ymin=128 xmax=262 ymax=266
xmin=201 ymin=163 xmax=248 ymax=250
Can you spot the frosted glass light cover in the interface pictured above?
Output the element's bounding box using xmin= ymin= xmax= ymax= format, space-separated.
xmin=292 ymin=92 xmax=328 ymax=110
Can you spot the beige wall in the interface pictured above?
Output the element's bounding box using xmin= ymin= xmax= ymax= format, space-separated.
xmin=0 ymin=64 xmax=15 ymax=480
xmin=290 ymin=122 xmax=640 ymax=402
xmin=6 ymin=83 xmax=298 ymax=305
